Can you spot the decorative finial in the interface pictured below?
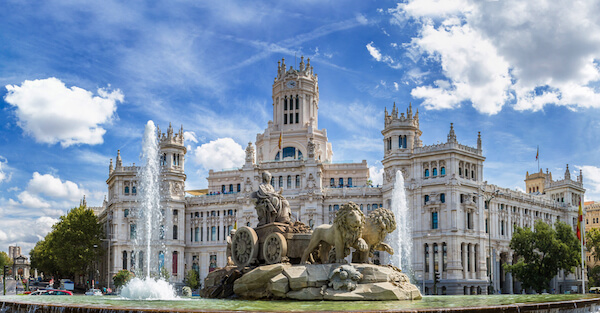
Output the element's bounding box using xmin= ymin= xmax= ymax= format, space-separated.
xmin=447 ymin=123 xmax=457 ymax=143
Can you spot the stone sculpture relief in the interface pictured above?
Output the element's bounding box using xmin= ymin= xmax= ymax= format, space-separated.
xmin=300 ymin=202 xmax=368 ymax=264
xmin=352 ymin=208 xmax=397 ymax=263
xmin=251 ymin=171 xmax=291 ymax=226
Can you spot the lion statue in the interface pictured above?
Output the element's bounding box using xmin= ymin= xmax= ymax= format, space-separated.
xmin=301 ymin=202 xmax=369 ymax=264
xmin=352 ymin=207 xmax=397 ymax=263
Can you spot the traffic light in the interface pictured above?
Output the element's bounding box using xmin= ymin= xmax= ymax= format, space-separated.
xmin=434 ymin=271 xmax=440 ymax=285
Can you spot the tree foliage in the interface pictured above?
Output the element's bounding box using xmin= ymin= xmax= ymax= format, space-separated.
xmin=505 ymin=220 xmax=581 ymax=293
xmin=113 ymin=269 xmax=134 ymax=289
xmin=0 ymin=251 xmax=12 ymax=273
xmin=184 ymin=269 xmax=200 ymax=290
xmin=587 ymin=228 xmax=600 ymax=263
xmin=29 ymin=205 xmax=104 ymax=279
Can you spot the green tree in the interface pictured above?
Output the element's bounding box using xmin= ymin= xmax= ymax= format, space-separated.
xmin=29 ymin=205 xmax=104 ymax=279
xmin=113 ymin=270 xmax=134 ymax=289
xmin=506 ymin=220 xmax=581 ymax=293
xmin=184 ymin=269 xmax=200 ymax=290
xmin=585 ymin=229 xmax=600 ymax=286
xmin=0 ymin=251 xmax=12 ymax=273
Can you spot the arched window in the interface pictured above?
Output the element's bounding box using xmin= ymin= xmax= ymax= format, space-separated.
xmin=433 ymin=168 xmax=438 ymax=176
xmin=367 ymin=204 xmax=371 ymax=211
xmin=424 ymin=169 xmax=430 ymax=177
xmin=334 ymin=204 xmax=339 ymax=211
xmin=459 ymin=167 xmax=462 ymax=176
xmin=122 ymin=251 xmax=127 ymax=270
xmin=295 ymin=95 xmax=299 ymax=110
xmin=440 ymin=193 xmax=445 ymax=203
xmin=173 ymin=225 xmax=178 ymax=240
xmin=442 ymin=243 xmax=447 ymax=271
xmin=279 ymin=176 xmax=283 ymax=188
xmin=132 ymin=186 xmax=137 ymax=194
xmin=221 ymin=185 xmax=226 ymax=193
xmin=403 ymin=136 xmax=407 ymax=149
xmin=330 ymin=178 xmax=335 ymax=187
xmin=296 ymin=175 xmax=300 ymax=188
xmin=399 ymin=136 xmax=403 ymax=148
xmin=229 ymin=184 xmax=233 ymax=193
xmin=284 ymin=96 xmax=288 ymax=110
xmin=237 ymin=184 xmax=241 ymax=192
xmin=348 ymin=178 xmax=352 ymax=187
xmin=471 ymin=170 xmax=475 ymax=179
xmin=339 ymin=178 xmax=344 ymax=187
xmin=424 ymin=195 xmax=430 ymax=204
xmin=130 ymin=224 xmax=136 ymax=239
xmin=124 ymin=186 xmax=129 ymax=194
xmin=441 ymin=167 xmax=446 ymax=175
xmin=287 ymin=175 xmax=292 ymax=189
xmin=124 ymin=209 xmax=129 ymax=217
xmin=172 ymin=251 xmax=178 ymax=276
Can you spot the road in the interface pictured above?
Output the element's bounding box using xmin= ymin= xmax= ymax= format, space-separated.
xmin=0 ymin=279 xmax=24 ymax=295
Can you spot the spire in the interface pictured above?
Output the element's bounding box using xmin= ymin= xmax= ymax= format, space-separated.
xmin=408 ymin=102 xmax=413 ymax=118
xmin=477 ymin=131 xmax=482 ymax=150
xmin=447 ymin=123 xmax=457 ymax=143
xmin=82 ymin=195 xmax=87 ymax=207
xmin=579 ymin=169 xmax=583 ymax=183
xmin=299 ymin=56 xmax=305 ymax=71
xmin=392 ymin=102 xmax=398 ymax=118
xmin=167 ymin=122 xmax=173 ymax=138
xmin=565 ymin=164 xmax=571 ymax=180
xmin=116 ymin=150 xmax=122 ymax=168
xmin=109 ymin=158 xmax=114 ymax=174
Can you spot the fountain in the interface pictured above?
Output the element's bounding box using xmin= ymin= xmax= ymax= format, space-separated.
xmin=386 ymin=170 xmax=412 ymax=276
xmin=119 ymin=121 xmax=177 ymax=300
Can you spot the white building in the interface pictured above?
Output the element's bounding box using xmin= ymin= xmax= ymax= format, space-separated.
xmin=98 ymin=58 xmax=585 ymax=295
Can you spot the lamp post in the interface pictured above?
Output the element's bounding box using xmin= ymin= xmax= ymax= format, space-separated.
xmin=475 ymin=186 xmax=501 ymax=295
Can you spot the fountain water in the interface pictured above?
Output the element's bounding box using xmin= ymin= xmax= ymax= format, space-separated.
xmin=120 ymin=121 xmax=177 ymax=300
xmin=386 ymin=170 xmax=413 ymax=276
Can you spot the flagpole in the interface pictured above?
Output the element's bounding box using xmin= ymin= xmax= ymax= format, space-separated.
xmin=579 ymin=199 xmax=585 ymax=294
xmin=537 ymin=145 xmax=540 ymax=172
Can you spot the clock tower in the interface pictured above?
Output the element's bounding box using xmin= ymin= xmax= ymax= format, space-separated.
xmin=272 ymin=56 xmax=319 ymax=130
xmin=255 ymin=57 xmax=332 ymax=163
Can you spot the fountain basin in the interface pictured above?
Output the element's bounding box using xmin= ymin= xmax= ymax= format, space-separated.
xmin=1 ymin=295 xmax=600 ymax=312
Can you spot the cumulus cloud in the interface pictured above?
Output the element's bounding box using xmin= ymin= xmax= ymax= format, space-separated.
xmin=27 ymin=172 xmax=84 ymax=201
xmin=4 ymin=77 xmax=122 ymax=147
xmin=184 ymin=131 xmax=199 ymax=144
xmin=369 ymin=164 xmax=384 ymax=186
xmin=17 ymin=191 xmax=51 ymax=209
xmin=390 ymin=0 xmax=600 ymax=114
xmin=192 ymin=138 xmax=245 ymax=171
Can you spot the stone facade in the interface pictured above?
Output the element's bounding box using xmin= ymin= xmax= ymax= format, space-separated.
xmin=586 ymin=201 xmax=600 ymax=268
xmin=97 ymin=58 xmax=586 ymax=295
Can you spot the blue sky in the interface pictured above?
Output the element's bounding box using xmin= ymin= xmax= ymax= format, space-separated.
xmin=1 ymin=0 xmax=600 ymax=253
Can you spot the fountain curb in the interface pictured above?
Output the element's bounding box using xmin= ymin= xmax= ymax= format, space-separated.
xmin=1 ymin=297 xmax=600 ymax=313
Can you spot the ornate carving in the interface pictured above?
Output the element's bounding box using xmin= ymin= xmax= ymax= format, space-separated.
xmin=245 ymin=142 xmax=255 ymax=164
xmin=307 ymin=136 xmax=315 ymax=159
xmin=231 ymin=226 xmax=258 ymax=267
xmin=352 ymin=207 xmax=397 ymax=263
xmin=328 ymin=265 xmax=363 ymax=291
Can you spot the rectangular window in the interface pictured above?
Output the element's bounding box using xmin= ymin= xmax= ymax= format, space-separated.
xmin=295 ymin=97 xmax=299 ymax=109
xmin=467 ymin=212 xmax=472 ymax=229
xmin=173 ymin=225 xmax=178 ymax=240
xmin=211 ymin=226 xmax=216 ymax=241
xmin=296 ymin=175 xmax=300 ymax=188
xmin=348 ymin=178 xmax=352 ymax=187
xmin=173 ymin=209 xmax=178 ymax=216
xmin=339 ymin=178 xmax=343 ymax=187
xmin=279 ymin=176 xmax=283 ymax=188
xmin=130 ymin=224 xmax=137 ymax=240
xmin=289 ymin=113 xmax=293 ymax=124
xmin=159 ymin=225 xmax=165 ymax=240
xmin=284 ymin=114 xmax=287 ymax=124
xmin=425 ymin=245 xmax=429 ymax=273
xmin=432 ymin=212 xmax=438 ymax=229
xmin=295 ymin=113 xmax=299 ymax=123
xmin=237 ymin=184 xmax=241 ymax=192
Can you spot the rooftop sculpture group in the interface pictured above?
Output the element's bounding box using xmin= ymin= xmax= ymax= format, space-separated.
xmin=204 ymin=171 xmax=422 ymax=301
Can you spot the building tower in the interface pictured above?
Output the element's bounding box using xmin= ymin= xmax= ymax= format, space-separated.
xmin=255 ymin=57 xmax=332 ymax=163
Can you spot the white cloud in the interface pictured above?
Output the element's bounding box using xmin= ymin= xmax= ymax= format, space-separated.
xmin=356 ymin=13 xmax=369 ymax=25
xmin=391 ymin=0 xmax=600 ymax=114
xmin=0 ymin=156 xmax=11 ymax=184
xmin=369 ymin=163 xmax=384 ymax=186
xmin=184 ymin=131 xmax=199 ymax=144
xmin=192 ymin=138 xmax=245 ymax=171
xmin=577 ymin=165 xmax=600 ymax=200
xmin=394 ymin=82 xmax=399 ymax=91
xmin=366 ymin=42 xmax=383 ymax=61
xmin=27 ymin=172 xmax=85 ymax=201
xmin=4 ymin=77 xmax=122 ymax=147
xmin=17 ymin=191 xmax=51 ymax=209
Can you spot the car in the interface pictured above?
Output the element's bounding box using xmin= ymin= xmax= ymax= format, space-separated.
xmin=43 ymin=289 xmax=73 ymax=295
xmin=29 ymin=290 xmax=48 ymax=295
xmin=85 ymin=288 xmax=103 ymax=296
xmin=590 ymin=287 xmax=600 ymax=294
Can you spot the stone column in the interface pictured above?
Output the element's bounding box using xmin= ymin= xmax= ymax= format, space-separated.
xmin=438 ymin=243 xmax=444 ymax=278
xmin=429 ymin=244 xmax=435 ymax=280
xmin=469 ymin=244 xmax=475 ymax=278
xmin=219 ymin=213 xmax=224 ymax=242
xmin=461 ymin=242 xmax=466 ymax=279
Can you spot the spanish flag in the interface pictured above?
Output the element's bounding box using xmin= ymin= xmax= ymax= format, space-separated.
xmin=577 ymin=199 xmax=584 ymax=243
xmin=278 ymin=131 xmax=282 ymax=150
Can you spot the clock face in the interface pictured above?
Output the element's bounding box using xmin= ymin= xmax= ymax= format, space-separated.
xmin=286 ymin=80 xmax=297 ymax=88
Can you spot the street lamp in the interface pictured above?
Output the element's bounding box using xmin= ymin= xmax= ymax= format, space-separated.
xmin=474 ymin=186 xmax=502 ymax=295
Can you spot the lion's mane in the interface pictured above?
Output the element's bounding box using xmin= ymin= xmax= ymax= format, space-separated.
xmin=334 ymin=202 xmax=366 ymax=250
xmin=368 ymin=208 xmax=397 ymax=235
